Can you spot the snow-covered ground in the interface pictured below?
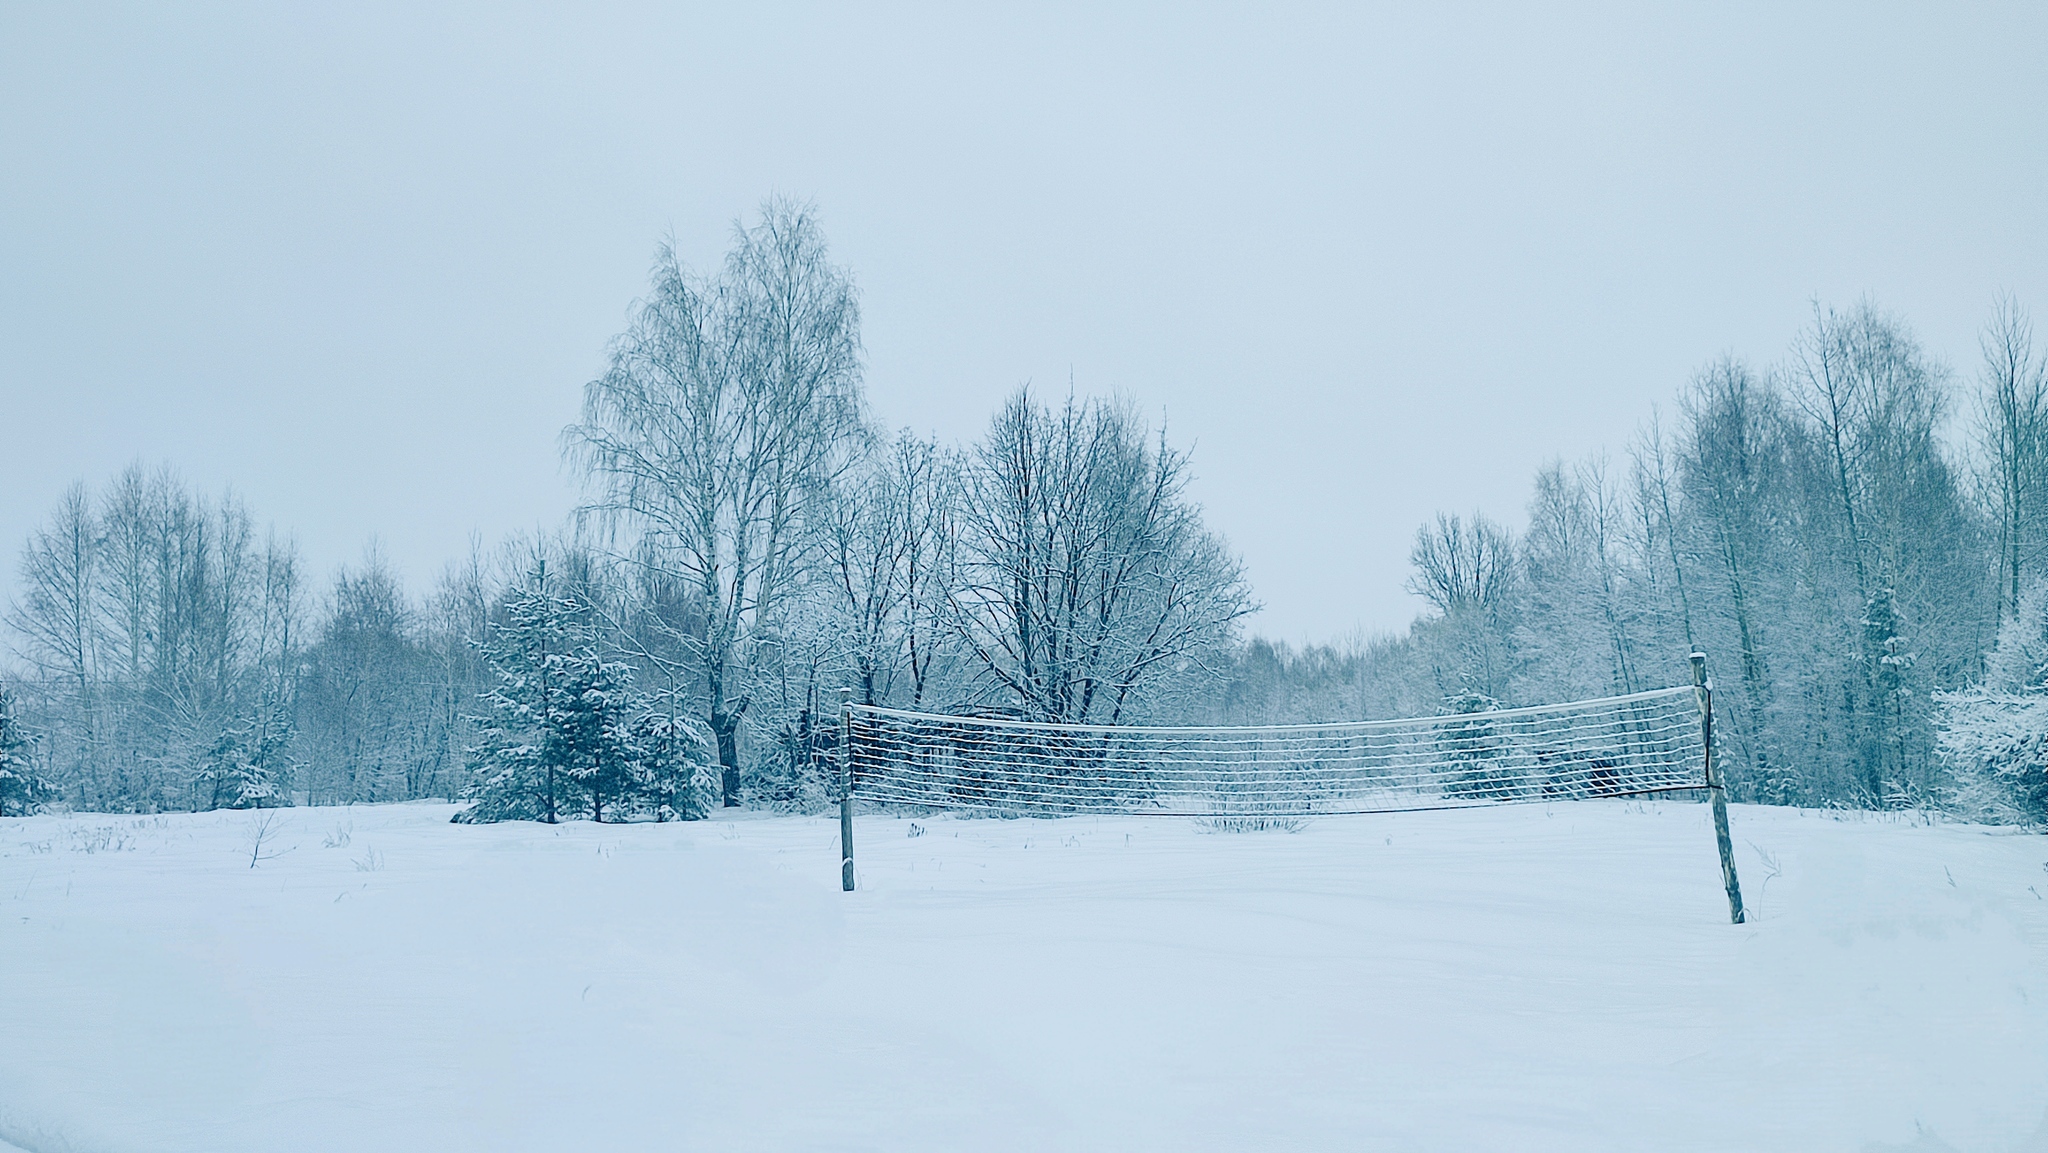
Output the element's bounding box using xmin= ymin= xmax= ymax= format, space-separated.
xmin=1 ymin=800 xmax=2043 ymax=1152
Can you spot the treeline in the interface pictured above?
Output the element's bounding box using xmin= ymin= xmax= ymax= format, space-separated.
xmin=2 ymin=201 xmax=1253 ymax=818
xmin=2 ymin=465 xmax=484 ymax=812
xmin=5 ymin=470 xmax=308 ymax=812
xmin=1213 ymin=299 xmax=2048 ymax=819
xmin=4 ymin=199 xmax=2043 ymax=821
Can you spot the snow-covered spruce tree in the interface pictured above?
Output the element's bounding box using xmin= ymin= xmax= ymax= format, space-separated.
xmin=623 ymin=709 xmax=719 ymax=821
xmin=193 ymin=712 xmax=293 ymax=810
xmin=1934 ymin=578 xmax=2048 ymax=823
xmin=554 ymin=650 xmax=639 ymax=823
xmin=1437 ymin=691 xmax=1509 ymax=799
xmin=457 ymin=563 xmax=678 ymax=824
xmin=0 ymin=681 xmax=52 ymax=817
xmin=459 ymin=567 xmax=581 ymax=823
xmin=1860 ymin=587 xmax=1923 ymax=807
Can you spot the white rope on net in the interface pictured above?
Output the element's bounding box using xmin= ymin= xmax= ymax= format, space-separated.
xmin=845 ymin=686 xmax=1706 ymax=818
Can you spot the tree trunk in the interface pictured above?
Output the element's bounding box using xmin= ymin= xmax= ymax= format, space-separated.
xmin=713 ymin=712 xmax=741 ymax=805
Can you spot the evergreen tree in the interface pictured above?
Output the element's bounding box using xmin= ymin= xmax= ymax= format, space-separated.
xmin=623 ymin=709 xmax=718 ymax=821
xmin=1438 ymin=692 xmax=1508 ymax=799
xmin=456 ymin=564 xmax=689 ymax=823
xmin=458 ymin=572 xmax=580 ymax=823
xmin=194 ymin=715 xmax=291 ymax=810
xmin=1935 ymin=578 xmax=2048 ymax=823
xmin=0 ymin=682 xmax=52 ymax=817
xmin=1860 ymin=587 xmax=1921 ymax=805
xmin=553 ymin=648 xmax=638 ymax=823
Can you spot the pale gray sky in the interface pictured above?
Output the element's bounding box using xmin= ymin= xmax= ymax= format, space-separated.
xmin=4 ymin=3 xmax=2045 ymax=640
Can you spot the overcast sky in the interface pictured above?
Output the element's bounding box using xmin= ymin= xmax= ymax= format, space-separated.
xmin=4 ymin=3 xmax=2045 ymax=641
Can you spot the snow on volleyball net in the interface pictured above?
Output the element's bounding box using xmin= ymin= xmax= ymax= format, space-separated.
xmin=844 ymin=686 xmax=1707 ymax=818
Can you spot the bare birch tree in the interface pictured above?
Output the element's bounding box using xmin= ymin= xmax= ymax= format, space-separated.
xmin=1406 ymin=512 xmax=1516 ymax=617
xmin=6 ymin=483 xmax=102 ymax=798
xmin=567 ymin=199 xmax=865 ymax=804
xmin=951 ymin=390 xmax=1252 ymax=723
xmin=1975 ymin=296 xmax=2048 ymax=629
xmin=1405 ymin=512 xmax=1519 ymax=701
xmin=892 ymin=434 xmax=960 ymax=709
xmin=8 ymin=467 xmax=304 ymax=810
xmin=823 ymin=431 xmax=960 ymax=708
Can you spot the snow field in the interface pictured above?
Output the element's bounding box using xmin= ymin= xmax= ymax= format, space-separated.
xmin=1 ymin=801 xmax=2044 ymax=1152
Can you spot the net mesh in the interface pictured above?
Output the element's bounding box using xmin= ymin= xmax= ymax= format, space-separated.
xmin=845 ymin=686 xmax=1705 ymax=818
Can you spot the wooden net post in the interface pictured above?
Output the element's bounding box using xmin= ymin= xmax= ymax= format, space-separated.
xmin=1691 ymin=652 xmax=1746 ymax=925
xmin=838 ymin=687 xmax=856 ymax=892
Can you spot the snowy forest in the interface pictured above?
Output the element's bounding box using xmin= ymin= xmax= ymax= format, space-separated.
xmin=5 ymin=201 xmax=2046 ymax=824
